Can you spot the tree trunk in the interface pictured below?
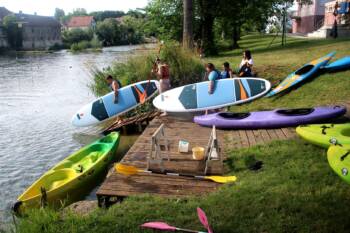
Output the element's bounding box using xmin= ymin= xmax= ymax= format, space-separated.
xmin=231 ymin=24 xmax=240 ymax=49
xmin=183 ymin=0 xmax=194 ymax=49
xmin=198 ymin=0 xmax=218 ymax=56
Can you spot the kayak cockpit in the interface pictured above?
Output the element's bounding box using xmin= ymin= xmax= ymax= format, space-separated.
xmin=276 ymin=108 xmax=314 ymax=116
xmin=218 ymin=112 xmax=251 ymax=120
xmin=295 ymin=65 xmax=314 ymax=75
xmin=18 ymin=168 xmax=77 ymax=201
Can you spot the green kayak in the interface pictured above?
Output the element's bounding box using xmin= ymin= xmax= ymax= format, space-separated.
xmin=13 ymin=132 xmax=120 ymax=214
xmin=328 ymin=145 xmax=350 ymax=184
xmin=296 ymin=123 xmax=350 ymax=148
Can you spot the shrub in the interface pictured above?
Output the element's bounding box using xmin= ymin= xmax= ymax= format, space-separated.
xmin=89 ymin=41 xmax=204 ymax=97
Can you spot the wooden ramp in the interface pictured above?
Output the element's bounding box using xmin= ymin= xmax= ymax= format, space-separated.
xmin=96 ymin=115 xmax=296 ymax=206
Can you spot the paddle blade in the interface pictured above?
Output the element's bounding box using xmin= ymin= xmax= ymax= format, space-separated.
xmin=115 ymin=163 xmax=140 ymax=175
xmin=141 ymin=222 xmax=176 ymax=231
xmin=205 ymin=176 xmax=237 ymax=184
xmin=197 ymin=208 xmax=213 ymax=233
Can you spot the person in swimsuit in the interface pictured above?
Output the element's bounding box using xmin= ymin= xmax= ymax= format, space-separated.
xmin=106 ymin=75 xmax=122 ymax=104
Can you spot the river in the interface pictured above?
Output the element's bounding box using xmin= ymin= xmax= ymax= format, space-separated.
xmin=0 ymin=45 xmax=149 ymax=223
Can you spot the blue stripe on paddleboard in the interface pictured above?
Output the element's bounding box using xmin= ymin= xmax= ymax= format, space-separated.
xmin=241 ymin=79 xmax=252 ymax=97
xmin=103 ymin=87 xmax=138 ymax=117
xmin=135 ymin=84 xmax=145 ymax=93
xmin=196 ymin=80 xmax=235 ymax=108
xmin=232 ymin=79 xmax=236 ymax=101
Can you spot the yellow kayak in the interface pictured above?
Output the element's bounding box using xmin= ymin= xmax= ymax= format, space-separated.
xmin=13 ymin=132 xmax=120 ymax=214
xmin=328 ymin=145 xmax=350 ymax=185
xmin=296 ymin=123 xmax=350 ymax=148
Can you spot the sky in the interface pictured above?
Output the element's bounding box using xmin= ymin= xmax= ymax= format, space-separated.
xmin=0 ymin=0 xmax=149 ymax=16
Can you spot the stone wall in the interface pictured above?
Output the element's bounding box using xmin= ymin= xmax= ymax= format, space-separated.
xmin=21 ymin=25 xmax=61 ymax=50
xmin=0 ymin=27 xmax=8 ymax=48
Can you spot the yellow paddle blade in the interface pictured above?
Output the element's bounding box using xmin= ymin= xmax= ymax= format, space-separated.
xmin=205 ymin=176 xmax=237 ymax=184
xmin=115 ymin=163 xmax=142 ymax=175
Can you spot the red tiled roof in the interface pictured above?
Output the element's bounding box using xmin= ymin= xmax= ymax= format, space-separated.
xmin=66 ymin=16 xmax=94 ymax=28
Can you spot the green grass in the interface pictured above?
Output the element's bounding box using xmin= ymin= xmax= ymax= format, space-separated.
xmin=208 ymin=34 xmax=350 ymax=112
xmin=12 ymin=35 xmax=350 ymax=233
xmin=14 ymin=140 xmax=350 ymax=233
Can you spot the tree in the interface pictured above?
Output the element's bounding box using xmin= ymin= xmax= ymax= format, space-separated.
xmin=54 ymin=8 xmax=65 ymax=22
xmin=197 ymin=0 xmax=219 ymax=55
xmin=3 ymin=15 xmax=22 ymax=49
xmin=95 ymin=19 xmax=121 ymax=46
xmin=90 ymin=11 xmax=125 ymax=22
xmin=183 ymin=0 xmax=193 ymax=49
xmin=145 ymin=0 xmax=183 ymax=41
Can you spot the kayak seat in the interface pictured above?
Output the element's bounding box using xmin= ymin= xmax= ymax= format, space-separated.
xmin=42 ymin=169 xmax=77 ymax=192
xmin=341 ymin=128 xmax=350 ymax=137
xmin=53 ymin=161 xmax=75 ymax=170
xmin=218 ymin=112 xmax=251 ymax=120
xmin=294 ymin=65 xmax=314 ymax=75
xmin=276 ymin=108 xmax=314 ymax=116
xmin=99 ymin=136 xmax=115 ymax=144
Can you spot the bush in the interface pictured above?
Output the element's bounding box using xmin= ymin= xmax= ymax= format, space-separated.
xmin=62 ymin=28 xmax=94 ymax=45
xmin=70 ymin=38 xmax=102 ymax=52
xmin=90 ymin=37 xmax=102 ymax=49
xmin=89 ymin=41 xmax=204 ymax=97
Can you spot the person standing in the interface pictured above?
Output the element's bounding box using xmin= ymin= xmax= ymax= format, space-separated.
xmin=106 ymin=75 xmax=122 ymax=104
xmin=205 ymin=63 xmax=220 ymax=95
xmin=152 ymin=58 xmax=171 ymax=94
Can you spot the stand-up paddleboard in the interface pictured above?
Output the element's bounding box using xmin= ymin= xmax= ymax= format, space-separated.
xmin=153 ymin=78 xmax=270 ymax=112
xmin=323 ymin=56 xmax=350 ymax=72
xmin=194 ymin=106 xmax=346 ymax=129
xmin=328 ymin=145 xmax=350 ymax=185
xmin=266 ymin=52 xmax=335 ymax=97
xmin=296 ymin=123 xmax=350 ymax=148
xmin=72 ymin=80 xmax=159 ymax=127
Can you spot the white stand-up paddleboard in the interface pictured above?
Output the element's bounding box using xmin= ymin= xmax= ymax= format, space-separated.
xmin=153 ymin=78 xmax=270 ymax=112
xmin=72 ymin=80 xmax=159 ymax=127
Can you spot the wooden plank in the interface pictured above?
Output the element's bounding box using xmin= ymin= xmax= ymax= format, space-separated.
xmin=238 ymin=130 xmax=250 ymax=147
xmin=246 ymin=130 xmax=257 ymax=146
xmin=274 ymin=129 xmax=286 ymax=140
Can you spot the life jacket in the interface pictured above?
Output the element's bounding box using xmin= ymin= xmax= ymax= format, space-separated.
xmin=214 ymin=69 xmax=222 ymax=80
xmin=159 ymin=64 xmax=170 ymax=79
xmin=221 ymin=69 xmax=231 ymax=79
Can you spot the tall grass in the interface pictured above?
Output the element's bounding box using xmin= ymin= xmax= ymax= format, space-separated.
xmin=89 ymin=41 xmax=205 ymax=97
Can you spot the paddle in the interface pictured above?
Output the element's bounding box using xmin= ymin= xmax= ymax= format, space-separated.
xmin=197 ymin=208 xmax=213 ymax=233
xmin=115 ymin=163 xmax=237 ymax=184
xmin=141 ymin=222 xmax=207 ymax=233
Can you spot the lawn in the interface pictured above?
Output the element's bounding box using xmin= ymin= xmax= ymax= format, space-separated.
xmin=208 ymin=34 xmax=350 ymax=112
xmin=12 ymin=35 xmax=350 ymax=233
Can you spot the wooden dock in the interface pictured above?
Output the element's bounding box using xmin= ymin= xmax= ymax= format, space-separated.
xmin=96 ymin=115 xmax=296 ymax=206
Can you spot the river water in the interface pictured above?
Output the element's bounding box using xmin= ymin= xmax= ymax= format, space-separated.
xmin=0 ymin=45 xmax=148 ymax=223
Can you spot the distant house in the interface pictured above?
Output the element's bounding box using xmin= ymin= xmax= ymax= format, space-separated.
xmin=292 ymin=0 xmax=334 ymax=34
xmin=0 ymin=7 xmax=62 ymax=50
xmin=66 ymin=16 xmax=95 ymax=30
xmin=15 ymin=12 xmax=62 ymax=50
xmin=292 ymin=0 xmax=350 ymax=38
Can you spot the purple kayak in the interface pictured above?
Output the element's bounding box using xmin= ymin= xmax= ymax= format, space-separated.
xmin=194 ymin=106 xmax=347 ymax=129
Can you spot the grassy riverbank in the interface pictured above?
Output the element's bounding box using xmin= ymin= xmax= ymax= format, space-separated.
xmin=12 ymin=35 xmax=350 ymax=233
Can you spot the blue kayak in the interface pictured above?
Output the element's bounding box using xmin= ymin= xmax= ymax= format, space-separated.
xmin=323 ymin=56 xmax=350 ymax=72
xmin=266 ymin=52 xmax=335 ymax=97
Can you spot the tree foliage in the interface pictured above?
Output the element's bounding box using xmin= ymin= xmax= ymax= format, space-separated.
xmin=3 ymin=15 xmax=22 ymax=49
xmin=144 ymin=0 xmax=312 ymax=55
xmin=54 ymin=8 xmax=65 ymax=22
